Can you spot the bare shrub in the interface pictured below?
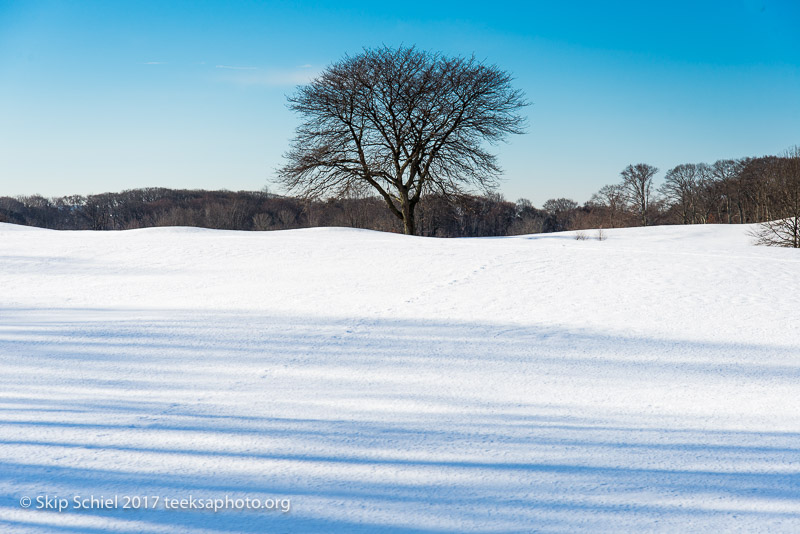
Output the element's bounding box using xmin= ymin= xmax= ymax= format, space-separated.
xmin=750 ymin=217 xmax=800 ymax=248
xmin=750 ymin=147 xmax=800 ymax=247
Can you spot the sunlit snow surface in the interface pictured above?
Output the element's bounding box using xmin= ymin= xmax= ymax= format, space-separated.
xmin=1 ymin=223 xmax=798 ymax=533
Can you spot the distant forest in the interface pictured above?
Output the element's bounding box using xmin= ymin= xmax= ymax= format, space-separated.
xmin=2 ymin=152 xmax=798 ymax=238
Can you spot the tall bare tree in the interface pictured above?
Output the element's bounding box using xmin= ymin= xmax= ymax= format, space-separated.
xmin=278 ymin=46 xmax=528 ymax=235
xmin=660 ymin=164 xmax=699 ymax=224
xmin=620 ymin=163 xmax=658 ymax=226
xmin=710 ymin=159 xmax=744 ymax=223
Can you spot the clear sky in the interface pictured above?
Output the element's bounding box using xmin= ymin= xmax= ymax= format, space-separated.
xmin=1 ymin=0 xmax=798 ymax=206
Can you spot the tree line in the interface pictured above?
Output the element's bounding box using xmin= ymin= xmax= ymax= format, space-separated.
xmin=573 ymin=150 xmax=800 ymax=234
xmin=0 ymin=187 xmax=535 ymax=237
xmin=1 ymin=148 xmax=798 ymax=240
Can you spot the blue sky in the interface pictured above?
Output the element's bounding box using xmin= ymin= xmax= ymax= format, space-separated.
xmin=1 ymin=0 xmax=798 ymax=205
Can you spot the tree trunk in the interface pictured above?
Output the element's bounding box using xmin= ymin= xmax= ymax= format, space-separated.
xmin=402 ymin=197 xmax=416 ymax=235
xmin=793 ymin=216 xmax=799 ymax=248
xmin=640 ymin=185 xmax=647 ymax=226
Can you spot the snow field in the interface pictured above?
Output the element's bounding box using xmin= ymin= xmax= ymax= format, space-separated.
xmin=0 ymin=223 xmax=798 ymax=532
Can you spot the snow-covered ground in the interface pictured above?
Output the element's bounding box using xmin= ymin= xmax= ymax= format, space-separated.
xmin=0 ymin=222 xmax=798 ymax=533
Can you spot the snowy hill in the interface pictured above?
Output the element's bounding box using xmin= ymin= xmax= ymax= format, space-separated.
xmin=0 ymin=223 xmax=798 ymax=532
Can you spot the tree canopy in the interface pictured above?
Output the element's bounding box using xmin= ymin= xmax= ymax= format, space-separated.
xmin=278 ymin=46 xmax=528 ymax=234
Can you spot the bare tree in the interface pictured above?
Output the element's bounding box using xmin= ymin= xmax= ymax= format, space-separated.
xmin=589 ymin=184 xmax=628 ymax=228
xmin=542 ymin=197 xmax=578 ymax=232
xmin=252 ymin=212 xmax=273 ymax=231
xmin=660 ymin=164 xmax=698 ymax=224
xmin=692 ymin=163 xmax=720 ymax=223
xmin=278 ymin=46 xmax=528 ymax=235
xmin=620 ymin=163 xmax=658 ymax=226
xmin=507 ymin=198 xmax=545 ymax=235
xmin=711 ymin=159 xmax=744 ymax=223
xmin=542 ymin=197 xmax=578 ymax=214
